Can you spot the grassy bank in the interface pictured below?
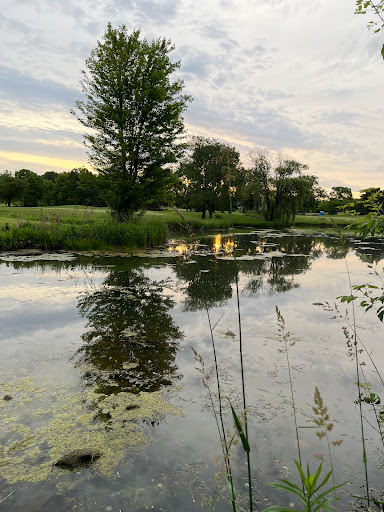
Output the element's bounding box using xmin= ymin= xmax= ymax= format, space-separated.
xmin=0 ymin=207 xmax=167 ymax=251
xmin=0 ymin=206 xmax=355 ymax=251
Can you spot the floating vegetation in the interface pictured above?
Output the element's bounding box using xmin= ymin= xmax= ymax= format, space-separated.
xmin=0 ymin=377 xmax=184 ymax=486
xmin=0 ymin=252 xmax=77 ymax=262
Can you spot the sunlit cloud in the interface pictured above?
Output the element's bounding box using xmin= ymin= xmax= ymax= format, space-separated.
xmin=0 ymin=151 xmax=87 ymax=172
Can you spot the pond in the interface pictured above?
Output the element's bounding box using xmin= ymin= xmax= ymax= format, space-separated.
xmin=1 ymin=229 xmax=383 ymax=511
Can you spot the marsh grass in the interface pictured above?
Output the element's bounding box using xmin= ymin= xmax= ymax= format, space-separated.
xmin=0 ymin=217 xmax=167 ymax=250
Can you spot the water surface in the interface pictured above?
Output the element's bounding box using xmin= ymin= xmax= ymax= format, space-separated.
xmin=1 ymin=230 xmax=383 ymax=511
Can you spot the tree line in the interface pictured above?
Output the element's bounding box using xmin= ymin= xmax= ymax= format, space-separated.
xmin=1 ymin=151 xmax=381 ymax=220
xmin=0 ymin=168 xmax=106 ymax=208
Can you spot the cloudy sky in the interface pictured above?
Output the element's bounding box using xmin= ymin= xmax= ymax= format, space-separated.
xmin=1 ymin=0 xmax=383 ymax=192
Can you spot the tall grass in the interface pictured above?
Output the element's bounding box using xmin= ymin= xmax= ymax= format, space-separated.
xmin=0 ymin=218 xmax=167 ymax=251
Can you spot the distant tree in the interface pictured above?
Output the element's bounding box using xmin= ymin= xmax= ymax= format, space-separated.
xmin=353 ymin=187 xmax=384 ymax=214
xmin=317 ymin=186 xmax=354 ymax=214
xmin=72 ymin=23 xmax=191 ymax=221
xmin=178 ymin=137 xmax=240 ymax=219
xmin=246 ymin=152 xmax=318 ymax=226
xmin=74 ymin=167 xmax=106 ymax=206
xmin=39 ymin=172 xmax=58 ymax=205
xmin=355 ymin=0 xmax=384 ymax=59
xmin=329 ymin=186 xmax=353 ymax=201
xmin=51 ymin=168 xmax=105 ymax=206
xmin=0 ymin=171 xmax=28 ymax=206
xmin=15 ymin=169 xmax=45 ymax=207
xmin=42 ymin=171 xmax=59 ymax=183
xmin=238 ymin=151 xmax=272 ymax=213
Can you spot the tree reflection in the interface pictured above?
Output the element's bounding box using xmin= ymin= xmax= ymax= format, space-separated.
xmin=76 ymin=267 xmax=183 ymax=395
xmin=174 ymin=233 xmax=326 ymax=310
xmin=174 ymin=257 xmax=238 ymax=311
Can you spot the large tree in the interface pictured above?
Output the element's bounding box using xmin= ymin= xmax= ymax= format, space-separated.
xmin=72 ymin=24 xmax=191 ymax=221
xmin=178 ymin=137 xmax=241 ymax=219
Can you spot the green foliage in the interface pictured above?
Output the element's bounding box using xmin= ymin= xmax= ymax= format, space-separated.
xmin=243 ymin=152 xmax=318 ymax=227
xmin=355 ymin=0 xmax=384 ymax=59
xmin=15 ymin=169 xmax=45 ymax=207
xmin=263 ymin=460 xmax=345 ymax=512
xmin=348 ymin=212 xmax=384 ymax=237
xmin=178 ymin=137 xmax=241 ymax=219
xmin=0 ymin=171 xmax=28 ymax=206
xmin=72 ymin=24 xmax=191 ymax=220
xmin=229 ymin=401 xmax=250 ymax=453
xmin=54 ymin=168 xmax=106 ymax=206
xmin=338 ymin=283 xmax=384 ymax=322
xmin=0 ymin=217 xmax=167 ymax=251
xmin=330 ymin=186 xmax=353 ymax=201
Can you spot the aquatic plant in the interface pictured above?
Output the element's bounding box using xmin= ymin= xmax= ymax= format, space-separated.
xmin=263 ymin=460 xmax=345 ymax=512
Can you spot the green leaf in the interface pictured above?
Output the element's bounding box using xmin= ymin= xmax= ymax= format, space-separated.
xmin=315 ymin=482 xmax=346 ymax=502
xmin=279 ymin=478 xmax=303 ymax=492
xmin=352 ymin=495 xmax=384 ymax=505
xmin=266 ymin=482 xmax=305 ymax=503
xmin=312 ymin=461 xmax=323 ymax=488
xmin=314 ymin=469 xmax=331 ymax=493
xmin=229 ymin=401 xmax=250 ymax=453
xmin=293 ymin=459 xmax=306 ymax=483
xmin=226 ymin=477 xmax=236 ymax=503
xmin=337 ymin=294 xmax=357 ymax=303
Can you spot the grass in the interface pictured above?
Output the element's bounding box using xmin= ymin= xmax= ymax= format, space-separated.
xmin=147 ymin=209 xmax=356 ymax=231
xmin=0 ymin=214 xmax=167 ymax=251
xmin=0 ymin=205 xmax=357 ymax=251
xmin=293 ymin=214 xmax=354 ymax=228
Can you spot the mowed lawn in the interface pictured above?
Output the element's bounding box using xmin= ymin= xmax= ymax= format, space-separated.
xmin=0 ymin=205 xmax=356 ymax=230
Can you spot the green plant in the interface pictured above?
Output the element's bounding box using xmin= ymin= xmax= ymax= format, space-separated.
xmin=263 ymin=460 xmax=345 ymax=512
xmin=275 ymin=307 xmax=302 ymax=469
xmin=312 ymin=387 xmax=343 ymax=508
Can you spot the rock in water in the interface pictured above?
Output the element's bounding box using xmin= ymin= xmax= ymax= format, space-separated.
xmin=55 ymin=449 xmax=100 ymax=470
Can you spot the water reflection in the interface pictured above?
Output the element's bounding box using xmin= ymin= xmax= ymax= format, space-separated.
xmin=170 ymin=231 xmax=384 ymax=311
xmin=173 ymin=233 xmax=317 ymax=310
xmin=76 ymin=267 xmax=183 ymax=395
xmin=1 ymin=232 xmax=384 ymax=511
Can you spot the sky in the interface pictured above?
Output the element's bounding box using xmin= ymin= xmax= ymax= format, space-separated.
xmin=0 ymin=0 xmax=383 ymax=193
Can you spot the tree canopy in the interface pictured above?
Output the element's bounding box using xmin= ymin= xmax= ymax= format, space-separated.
xmin=0 ymin=171 xmax=28 ymax=207
xmin=72 ymin=24 xmax=191 ymax=220
xmin=243 ymin=152 xmax=318 ymax=227
xmin=178 ymin=137 xmax=241 ymax=219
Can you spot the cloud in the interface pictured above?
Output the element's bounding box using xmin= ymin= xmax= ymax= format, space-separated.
xmin=0 ymin=0 xmax=383 ymax=190
xmin=106 ymin=0 xmax=180 ymax=25
xmin=318 ymin=111 xmax=363 ymax=124
xmin=0 ymin=65 xmax=79 ymax=108
xmin=177 ymin=47 xmax=215 ymax=78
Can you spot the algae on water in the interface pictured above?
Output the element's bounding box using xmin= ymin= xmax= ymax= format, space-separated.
xmin=0 ymin=377 xmax=184 ymax=486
